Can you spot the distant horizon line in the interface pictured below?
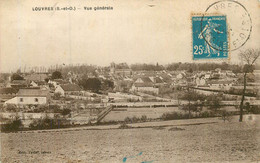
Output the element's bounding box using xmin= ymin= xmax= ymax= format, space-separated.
xmin=0 ymin=61 xmax=252 ymax=73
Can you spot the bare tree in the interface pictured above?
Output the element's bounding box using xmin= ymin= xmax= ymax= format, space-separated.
xmin=239 ymin=49 xmax=260 ymax=122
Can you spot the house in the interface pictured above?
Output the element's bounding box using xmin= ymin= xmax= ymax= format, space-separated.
xmin=55 ymin=84 xmax=82 ymax=96
xmin=30 ymin=81 xmax=38 ymax=87
xmin=4 ymin=88 xmax=50 ymax=105
xmin=210 ymin=73 xmax=220 ymax=79
xmin=39 ymin=85 xmax=51 ymax=91
xmin=196 ymin=76 xmax=206 ymax=86
xmin=215 ymin=68 xmax=222 ymax=74
xmin=207 ymin=80 xmax=233 ymax=90
xmin=159 ymin=74 xmax=173 ymax=84
xmin=130 ymin=77 xmax=159 ymax=94
xmin=204 ymin=73 xmax=211 ymax=79
xmin=110 ymin=62 xmax=132 ymax=76
xmin=131 ymin=83 xmax=159 ymax=95
xmin=149 ymin=77 xmax=165 ymax=86
xmin=6 ymin=80 xmax=30 ymax=89
xmin=30 ymin=80 xmax=47 ymax=87
xmin=225 ymin=70 xmax=236 ymax=77
xmin=48 ymin=79 xmax=69 ymax=88
xmin=135 ymin=77 xmax=153 ymax=84
xmin=176 ymin=72 xmax=186 ymax=79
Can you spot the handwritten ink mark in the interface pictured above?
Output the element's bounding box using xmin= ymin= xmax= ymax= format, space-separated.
xmin=123 ymin=152 xmax=143 ymax=162
xmin=141 ymin=161 xmax=154 ymax=163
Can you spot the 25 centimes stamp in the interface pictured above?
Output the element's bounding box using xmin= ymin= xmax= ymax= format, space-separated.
xmin=204 ymin=0 xmax=252 ymax=52
xmin=192 ymin=15 xmax=228 ymax=59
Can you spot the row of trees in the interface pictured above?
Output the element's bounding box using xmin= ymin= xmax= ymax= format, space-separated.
xmin=49 ymin=64 xmax=97 ymax=76
xmin=178 ymin=90 xmax=222 ymax=118
xmin=46 ymin=62 xmax=252 ymax=75
xmin=130 ymin=62 xmax=246 ymax=73
xmin=166 ymin=62 xmax=244 ymax=72
xmin=9 ymin=70 xmax=62 ymax=82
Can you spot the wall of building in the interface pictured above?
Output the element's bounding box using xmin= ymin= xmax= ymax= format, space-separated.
xmin=18 ymin=96 xmax=47 ymax=105
xmin=5 ymin=96 xmax=47 ymax=105
xmin=131 ymin=86 xmax=159 ymax=94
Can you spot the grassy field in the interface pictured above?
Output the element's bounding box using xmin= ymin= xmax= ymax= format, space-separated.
xmin=103 ymin=107 xmax=180 ymax=122
xmin=1 ymin=115 xmax=259 ymax=163
xmin=103 ymin=106 xmax=238 ymax=122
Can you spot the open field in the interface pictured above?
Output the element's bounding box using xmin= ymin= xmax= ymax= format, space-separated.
xmin=1 ymin=115 xmax=260 ymax=163
xmin=103 ymin=107 xmax=180 ymax=122
xmin=103 ymin=106 xmax=238 ymax=122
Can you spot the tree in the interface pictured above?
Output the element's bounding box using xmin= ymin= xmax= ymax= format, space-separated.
xmin=1 ymin=116 xmax=23 ymax=132
xmin=61 ymin=108 xmax=71 ymax=117
xmin=11 ymin=73 xmax=24 ymax=81
xmin=79 ymin=78 xmax=101 ymax=93
xmin=206 ymin=95 xmax=221 ymax=112
xmin=101 ymin=79 xmax=114 ymax=91
xmin=187 ymin=67 xmax=193 ymax=73
xmin=182 ymin=72 xmax=195 ymax=118
xmin=239 ymin=49 xmax=260 ymax=122
xmin=182 ymin=102 xmax=202 ymax=118
xmin=44 ymin=78 xmax=49 ymax=83
xmin=51 ymin=71 xmax=62 ymax=79
xmin=53 ymin=92 xmax=61 ymax=100
xmin=221 ymin=110 xmax=232 ymax=122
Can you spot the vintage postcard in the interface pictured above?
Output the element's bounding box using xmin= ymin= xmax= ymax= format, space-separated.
xmin=0 ymin=0 xmax=260 ymax=162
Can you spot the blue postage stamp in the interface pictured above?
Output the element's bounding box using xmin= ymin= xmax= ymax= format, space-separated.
xmin=192 ymin=15 xmax=228 ymax=59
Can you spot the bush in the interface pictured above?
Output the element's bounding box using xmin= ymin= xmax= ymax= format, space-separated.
xmin=49 ymin=104 xmax=61 ymax=111
xmin=1 ymin=116 xmax=23 ymax=132
xmin=118 ymin=123 xmax=131 ymax=129
xmin=249 ymin=105 xmax=260 ymax=114
xmin=132 ymin=116 xmax=139 ymax=123
xmin=29 ymin=116 xmax=70 ymax=130
xmin=53 ymin=92 xmax=61 ymax=100
xmin=61 ymin=108 xmax=71 ymax=116
xmin=5 ymin=104 xmax=18 ymax=112
xmin=123 ymin=115 xmax=148 ymax=124
xmin=199 ymin=111 xmax=215 ymax=118
xmin=140 ymin=115 xmax=147 ymax=122
xmin=160 ymin=111 xmax=217 ymax=121
xmin=124 ymin=116 xmax=139 ymax=123
xmin=33 ymin=105 xmax=48 ymax=113
xmin=160 ymin=112 xmax=191 ymax=121
xmin=124 ymin=117 xmax=132 ymax=123
xmin=220 ymin=110 xmax=233 ymax=122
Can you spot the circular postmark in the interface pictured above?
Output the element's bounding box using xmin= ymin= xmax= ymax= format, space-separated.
xmin=201 ymin=0 xmax=252 ymax=52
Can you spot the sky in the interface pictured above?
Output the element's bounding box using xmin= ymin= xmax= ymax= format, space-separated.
xmin=0 ymin=0 xmax=259 ymax=72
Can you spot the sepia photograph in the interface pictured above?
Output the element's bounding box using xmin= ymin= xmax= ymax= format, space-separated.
xmin=0 ymin=0 xmax=260 ymax=162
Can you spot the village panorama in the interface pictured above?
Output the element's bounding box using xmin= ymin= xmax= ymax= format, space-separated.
xmin=1 ymin=59 xmax=260 ymax=162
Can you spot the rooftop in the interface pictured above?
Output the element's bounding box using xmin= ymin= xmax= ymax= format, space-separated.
xmin=133 ymin=83 xmax=154 ymax=87
xmin=60 ymin=84 xmax=82 ymax=91
xmin=0 ymin=88 xmax=18 ymax=94
xmin=17 ymin=89 xmax=49 ymax=97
